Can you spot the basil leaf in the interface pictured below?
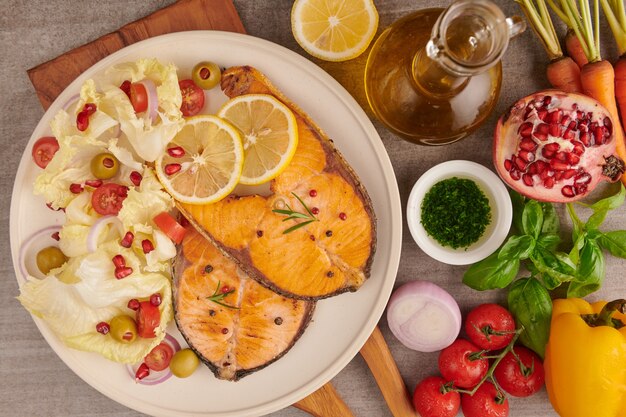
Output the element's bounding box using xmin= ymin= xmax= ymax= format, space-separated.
xmin=530 ymin=247 xmax=576 ymax=290
xmin=589 ymin=183 xmax=626 ymax=211
xmin=510 ymin=190 xmax=526 ymax=233
xmin=540 ymin=202 xmax=559 ymax=234
xmin=586 ymin=209 xmax=608 ymax=231
xmin=537 ymin=233 xmax=560 ymax=251
xmin=522 ymin=200 xmax=544 ymax=239
xmin=507 ymin=277 xmax=552 ymax=358
xmin=463 ymin=251 xmax=520 ymax=290
xmin=568 ymin=239 xmax=605 ymax=297
xmin=597 ymin=230 xmax=626 ymax=258
xmin=498 ymin=235 xmax=535 ymax=260
xmin=568 ymin=234 xmax=586 ymax=266
xmin=566 ymin=203 xmax=584 ymax=244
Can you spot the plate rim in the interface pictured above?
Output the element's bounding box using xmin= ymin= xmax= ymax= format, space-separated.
xmin=10 ymin=30 xmax=402 ymax=417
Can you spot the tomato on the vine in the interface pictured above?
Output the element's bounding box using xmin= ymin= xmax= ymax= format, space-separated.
xmin=144 ymin=342 xmax=174 ymax=371
xmin=461 ymin=381 xmax=509 ymax=417
xmin=32 ymin=136 xmax=59 ymax=169
xmin=465 ymin=303 xmax=516 ymax=350
xmin=494 ymin=346 xmax=545 ymax=397
xmin=179 ymin=79 xmax=205 ymax=117
xmin=91 ymin=183 xmax=128 ymax=216
xmin=438 ymin=338 xmax=489 ymax=389
xmin=412 ymin=376 xmax=460 ymax=417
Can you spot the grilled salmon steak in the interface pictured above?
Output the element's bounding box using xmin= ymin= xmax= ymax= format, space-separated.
xmin=178 ymin=66 xmax=377 ymax=300
xmin=173 ymin=225 xmax=315 ymax=381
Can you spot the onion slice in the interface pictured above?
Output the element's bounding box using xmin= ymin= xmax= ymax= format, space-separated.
xmin=125 ymin=333 xmax=181 ymax=385
xmin=86 ymin=215 xmax=124 ymax=253
xmin=62 ymin=93 xmax=80 ymax=112
xmin=139 ymin=79 xmax=158 ymax=123
xmin=18 ymin=226 xmax=62 ymax=281
xmin=386 ymin=280 xmax=461 ymax=352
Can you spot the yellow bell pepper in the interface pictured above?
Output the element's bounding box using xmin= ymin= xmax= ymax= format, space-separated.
xmin=545 ymin=298 xmax=626 ymax=417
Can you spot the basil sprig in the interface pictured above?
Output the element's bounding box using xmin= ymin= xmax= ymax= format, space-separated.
xmin=463 ymin=185 xmax=626 ymax=358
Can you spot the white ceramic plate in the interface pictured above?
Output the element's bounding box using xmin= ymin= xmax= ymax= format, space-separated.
xmin=9 ymin=32 xmax=402 ymax=417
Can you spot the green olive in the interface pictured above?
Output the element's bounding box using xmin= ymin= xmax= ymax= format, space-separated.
xmin=90 ymin=153 xmax=119 ymax=180
xmin=36 ymin=246 xmax=68 ymax=275
xmin=109 ymin=315 xmax=137 ymax=343
xmin=191 ymin=61 xmax=221 ymax=90
xmin=169 ymin=348 xmax=200 ymax=378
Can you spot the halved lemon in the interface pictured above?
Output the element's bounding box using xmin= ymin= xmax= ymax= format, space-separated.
xmin=291 ymin=0 xmax=379 ymax=62
xmin=155 ymin=115 xmax=244 ymax=204
xmin=217 ymin=94 xmax=298 ymax=185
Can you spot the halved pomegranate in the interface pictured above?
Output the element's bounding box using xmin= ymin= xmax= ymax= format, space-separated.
xmin=494 ymin=90 xmax=624 ymax=202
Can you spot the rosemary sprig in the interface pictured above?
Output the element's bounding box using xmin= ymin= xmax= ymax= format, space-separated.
xmin=206 ymin=280 xmax=238 ymax=309
xmin=272 ymin=192 xmax=319 ymax=234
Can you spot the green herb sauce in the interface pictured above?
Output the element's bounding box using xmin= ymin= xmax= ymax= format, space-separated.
xmin=420 ymin=177 xmax=491 ymax=249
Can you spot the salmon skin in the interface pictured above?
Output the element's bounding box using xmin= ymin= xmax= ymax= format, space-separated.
xmin=173 ymin=225 xmax=314 ymax=381
xmin=178 ymin=66 xmax=377 ymax=300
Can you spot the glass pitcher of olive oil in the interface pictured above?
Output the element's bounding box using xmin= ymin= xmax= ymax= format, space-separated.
xmin=364 ymin=0 xmax=525 ymax=145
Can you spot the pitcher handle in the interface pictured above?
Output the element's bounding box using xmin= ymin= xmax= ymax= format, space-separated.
xmin=506 ymin=15 xmax=526 ymax=38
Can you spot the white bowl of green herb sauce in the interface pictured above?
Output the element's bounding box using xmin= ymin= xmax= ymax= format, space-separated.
xmin=407 ymin=160 xmax=512 ymax=265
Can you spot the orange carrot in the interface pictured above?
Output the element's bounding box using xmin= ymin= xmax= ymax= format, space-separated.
xmin=546 ymin=56 xmax=583 ymax=93
xmin=615 ymin=56 xmax=626 ymax=127
xmin=564 ymin=30 xmax=589 ymax=68
xmin=581 ymin=60 xmax=626 ymax=186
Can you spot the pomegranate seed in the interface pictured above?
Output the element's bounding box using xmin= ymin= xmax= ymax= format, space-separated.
xmin=504 ymin=159 xmax=513 ymax=171
xmin=514 ymin=157 xmax=528 ymax=171
xmin=527 ymin=162 xmax=538 ymax=175
xmin=519 ymin=137 xmax=538 ymax=151
xmin=554 ymin=171 xmax=564 ymax=181
xmin=571 ymin=141 xmax=585 ymax=156
xmin=112 ymin=254 xmax=126 ymax=268
xmin=518 ymin=150 xmax=535 ymax=162
xmin=522 ymin=174 xmax=534 ymax=186
xmin=85 ymin=179 xmax=103 ymax=188
xmin=150 ymin=293 xmax=162 ymax=306
xmin=543 ymin=177 xmax=555 ymax=188
xmin=135 ymin=363 xmax=150 ymax=382
xmin=141 ymin=239 xmax=154 ymax=254
xmin=536 ymin=108 xmax=548 ymax=121
xmin=339 ymin=212 xmax=347 ymax=221
xmin=120 ymin=80 xmax=132 ymax=98
xmin=543 ymin=95 xmax=552 ymax=105
xmin=129 ymin=171 xmax=143 ymax=186
xmin=120 ymin=231 xmax=134 ymax=248
xmin=69 ymin=183 xmax=83 ymax=194
xmin=518 ymin=122 xmax=533 ymax=137
xmin=560 ymin=114 xmax=571 ymax=126
xmin=561 ymin=185 xmax=576 ymax=197
xmin=555 ymin=151 xmax=568 ymax=162
xmin=115 ymin=266 xmax=133 ymax=279
xmin=567 ymin=153 xmax=581 ymax=165
xmin=510 ymin=169 xmax=521 ymax=181
xmin=604 ymin=116 xmax=613 ymax=135
xmin=562 ymin=169 xmax=577 ymax=179
xmin=311 ymin=207 xmax=320 ymax=215
xmin=164 ymin=163 xmax=181 ymax=175
xmin=563 ymin=129 xmax=575 ymax=140
xmin=580 ymin=131 xmax=591 ymax=146
xmin=309 ymin=189 xmax=317 ymax=197
xmin=547 ymin=109 xmax=562 ymax=124
xmin=550 ymin=159 xmax=569 ymax=171
xmin=83 ymin=103 xmax=97 ymax=115
xmin=535 ymin=160 xmax=548 ymax=174
xmin=540 ymin=168 xmax=553 ymax=180
xmin=533 ymin=123 xmax=549 ymax=141
xmin=575 ymin=172 xmax=592 ymax=185
xmin=548 ymin=123 xmax=560 ymax=137
xmin=51 ymin=231 xmax=60 ymax=241
xmin=76 ymin=110 xmax=90 ymax=131
xmin=96 ymin=322 xmax=110 ymax=335
xmin=575 ymin=183 xmax=588 ymax=195
xmin=167 ymin=146 xmax=185 ymax=158
xmin=127 ymin=298 xmax=140 ymax=311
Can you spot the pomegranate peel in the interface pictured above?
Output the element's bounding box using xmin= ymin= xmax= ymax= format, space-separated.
xmin=494 ymin=90 xmax=624 ymax=202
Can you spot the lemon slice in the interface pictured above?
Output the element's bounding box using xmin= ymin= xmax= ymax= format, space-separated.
xmin=291 ymin=0 xmax=379 ymax=62
xmin=155 ymin=115 xmax=244 ymax=204
xmin=217 ymin=94 xmax=298 ymax=185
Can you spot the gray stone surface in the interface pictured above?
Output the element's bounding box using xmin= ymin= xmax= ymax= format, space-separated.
xmin=1 ymin=1 xmax=623 ymax=416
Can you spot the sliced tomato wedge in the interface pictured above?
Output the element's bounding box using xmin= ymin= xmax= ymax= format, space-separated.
xmin=179 ymin=79 xmax=205 ymax=117
xmin=91 ymin=183 xmax=128 ymax=216
xmin=32 ymin=136 xmax=59 ymax=169
xmin=144 ymin=342 xmax=174 ymax=371
xmin=153 ymin=212 xmax=186 ymax=244
xmin=136 ymin=301 xmax=160 ymax=339
xmin=130 ymin=82 xmax=148 ymax=113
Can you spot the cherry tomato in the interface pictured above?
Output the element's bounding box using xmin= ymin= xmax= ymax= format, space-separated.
xmin=461 ymin=381 xmax=509 ymax=417
xmin=130 ymin=82 xmax=148 ymax=113
xmin=465 ymin=304 xmax=516 ymax=350
xmin=32 ymin=136 xmax=59 ymax=169
xmin=136 ymin=301 xmax=161 ymax=339
xmin=144 ymin=342 xmax=174 ymax=371
xmin=438 ymin=339 xmax=489 ymax=389
xmin=153 ymin=212 xmax=186 ymax=244
xmin=493 ymin=346 xmax=545 ymax=397
xmin=412 ymin=376 xmax=460 ymax=417
xmin=91 ymin=183 xmax=128 ymax=216
xmin=179 ymin=79 xmax=205 ymax=117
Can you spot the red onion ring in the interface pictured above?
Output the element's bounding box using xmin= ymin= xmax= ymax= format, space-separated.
xmin=125 ymin=333 xmax=181 ymax=385
xmin=139 ymin=79 xmax=158 ymax=123
xmin=62 ymin=94 xmax=80 ymax=112
xmin=18 ymin=226 xmax=62 ymax=282
xmin=86 ymin=215 xmax=124 ymax=253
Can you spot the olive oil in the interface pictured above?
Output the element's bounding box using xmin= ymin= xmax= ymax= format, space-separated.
xmin=365 ymin=0 xmax=524 ymax=145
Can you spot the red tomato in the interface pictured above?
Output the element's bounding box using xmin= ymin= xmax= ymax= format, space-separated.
xmin=179 ymin=79 xmax=205 ymax=117
xmin=493 ymin=346 xmax=545 ymax=397
xmin=130 ymin=82 xmax=148 ymax=113
xmin=438 ymin=339 xmax=489 ymax=389
xmin=461 ymin=382 xmax=509 ymax=417
xmin=412 ymin=376 xmax=460 ymax=417
xmin=153 ymin=212 xmax=186 ymax=244
xmin=91 ymin=183 xmax=128 ymax=216
xmin=465 ymin=303 xmax=516 ymax=350
xmin=32 ymin=136 xmax=59 ymax=169
xmin=144 ymin=342 xmax=174 ymax=371
xmin=136 ymin=301 xmax=161 ymax=338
